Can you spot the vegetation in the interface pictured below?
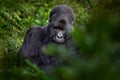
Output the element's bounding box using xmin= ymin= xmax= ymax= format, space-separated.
xmin=0 ymin=0 xmax=120 ymax=80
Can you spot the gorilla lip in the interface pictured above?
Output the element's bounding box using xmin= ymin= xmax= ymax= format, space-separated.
xmin=56 ymin=36 xmax=65 ymax=42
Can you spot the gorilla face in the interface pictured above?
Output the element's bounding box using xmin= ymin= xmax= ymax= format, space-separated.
xmin=48 ymin=5 xmax=74 ymax=44
xmin=48 ymin=19 xmax=67 ymax=43
xmin=49 ymin=19 xmax=74 ymax=43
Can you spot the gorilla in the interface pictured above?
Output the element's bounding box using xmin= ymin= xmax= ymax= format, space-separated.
xmin=18 ymin=5 xmax=75 ymax=72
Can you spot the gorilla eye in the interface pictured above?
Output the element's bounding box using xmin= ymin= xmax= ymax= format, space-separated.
xmin=53 ymin=26 xmax=58 ymax=29
xmin=52 ymin=13 xmax=56 ymax=17
xmin=53 ymin=26 xmax=63 ymax=30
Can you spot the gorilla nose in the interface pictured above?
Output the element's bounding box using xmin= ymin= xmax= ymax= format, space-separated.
xmin=57 ymin=35 xmax=63 ymax=38
xmin=57 ymin=31 xmax=64 ymax=38
xmin=57 ymin=34 xmax=63 ymax=38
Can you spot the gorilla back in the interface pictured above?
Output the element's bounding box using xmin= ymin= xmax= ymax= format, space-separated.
xmin=18 ymin=5 xmax=75 ymax=72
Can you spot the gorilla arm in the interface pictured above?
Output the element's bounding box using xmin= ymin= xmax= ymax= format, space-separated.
xmin=18 ymin=27 xmax=46 ymax=58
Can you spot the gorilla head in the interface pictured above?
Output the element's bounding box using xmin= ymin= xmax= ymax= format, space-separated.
xmin=47 ymin=5 xmax=74 ymax=43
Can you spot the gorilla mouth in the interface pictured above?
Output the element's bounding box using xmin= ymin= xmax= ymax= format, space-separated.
xmin=52 ymin=36 xmax=65 ymax=43
xmin=56 ymin=36 xmax=65 ymax=42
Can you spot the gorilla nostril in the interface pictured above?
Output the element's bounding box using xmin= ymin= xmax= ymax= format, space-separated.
xmin=57 ymin=35 xmax=63 ymax=38
xmin=57 ymin=32 xmax=63 ymax=38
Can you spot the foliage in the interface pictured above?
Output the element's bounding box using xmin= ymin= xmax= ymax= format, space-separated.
xmin=0 ymin=0 xmax=120 ymax=80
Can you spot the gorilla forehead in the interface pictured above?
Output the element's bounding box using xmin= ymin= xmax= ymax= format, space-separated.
xmin=51 ymin=5 xmax=72 ymax=14
xmin=49 ymin=5 xmax=74 ymax=22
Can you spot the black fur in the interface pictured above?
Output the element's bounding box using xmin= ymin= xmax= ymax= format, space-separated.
xmin=18 ymin=5 xmax=75 ymax=72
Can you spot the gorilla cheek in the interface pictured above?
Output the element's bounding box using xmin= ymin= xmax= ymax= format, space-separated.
xmin=65 ymin=24 xmax=74 ymax=34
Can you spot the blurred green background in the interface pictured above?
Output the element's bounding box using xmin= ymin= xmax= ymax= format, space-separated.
xmin=0 ymin=0 xmax=120 ymax=80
